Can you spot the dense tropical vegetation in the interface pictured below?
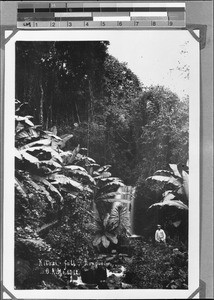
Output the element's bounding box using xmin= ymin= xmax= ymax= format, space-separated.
xmin=15 ymin=41 xmax=189 ymax=289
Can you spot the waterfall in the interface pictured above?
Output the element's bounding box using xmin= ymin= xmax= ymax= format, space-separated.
xmin=115 ymin=185 xmax=136 ymax=235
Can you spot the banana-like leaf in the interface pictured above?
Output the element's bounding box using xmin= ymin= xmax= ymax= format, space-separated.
xmin=66 ymin=168 xmax=91 ymax=178
xmin=97 ymin=165 xmax=111 ymax=173
xmin=101 ymin=235 xmax=110 ymax=248
xmin=19 ymin=150 xmax=39 ymax=165
xmin=60 ymin=151 xmax=74 ymax=165
xmin=64 ymin=165 xmax=86 ymax=172
xmin=100 ymin=181 xmax=124 ymax=188
xmin=32 ymin=175 xmax=63 ymax=202
xmin=94 ymin=172 xmax=112 ymax=179
xmin=147 ymin=175 xmax=169 ymax=182
xmin=48 ymin=174 xmax=83 ymax=191
xmin=39 ymin=185 xmax=54 ymax=204
xmin=25 ymin=146 xmax=63 ymax=163
xmin=15 ymin=122 xmax=25 ymax=133
xmin=71 ymin=172 xmax=95 ymax=185
xmin=85 ymin=156 xmax=96 ymax=164
xmin=109 ymin=204 xmax=130 ymax=232
xmin=153 ymin=170 xmax=172 ymax=176
xmin=93 ymin=234 xmax=102 ymax=246
xmin=182 ymin=170 xmax=189 ymax=200
xmin=93 ymin=171 xmax=101 ymax=177
xmin=15 ymin=148 xmax=22 ymax=160
xmin=26 ymin=177 xmax=41 ymax=191
xmin=50 ymin=125 xmax=57 ymax=135
xmin=98 ymin=177 xmax=122 ymax=182
xmin=24 ymin=117 xmax=35 ymax=124
xmin=146 ymin=175 xmax=181 ymax=187
xmin=88 ymin=163 xmax=100 ymax=169
xmin=91 ymin=209 xmax=102 ymax=223
xmin=28 ymin=176 xmax=54 ymax=202
xmin=61 ymin=145 xmax=80 ymax=165
xmin=59 ymin=134 xmax=73 ymax=149
xmin=105 ymin=232 xmax=118 ymax=244
xmin=44 ymin=131 xmax=62 ymax=141
xmin=50 ymin=140 xmax=60 ymax=151
xmin=15 ymin=115 xmax=34 ymax=127
xmin=169 ymin=164 xmax=182 ymax=178
xmin=39 ymin=160 xmax=62 ymax=169
xmin=86 ymin=223 xmax=100 ymax=232
xmin=149 ymin=199 xmax=188 ymax=210
xmin=64 ymin=166 xmax=96 ymax=185
xmin=23 ymin=118 xmax=34 ymax=127
xmin=16 ymin=127 xmax=40 ymax=140
xmin=177 ymin=185 xmax=185 ymax=196
xmin=16 ymin=122 xmax=24 ymax=133
xmin=83 ymin=186 xmax=94 ymax=194
xmin=16 ymin=115 xmax=33 ymax=120
xmin=103 ymin=213 xmax=110 ymax=227
xmin=29 ymin=127 xmax=40 ymax=137
xmin=96 ymin=192 xmax=120 ymax=201
xmin=80 ymin=147 xmax=88 ymax=151
xmin=16 ymin=128 xmax=27 ymax=137
xmin=15 ymin=178 xmax=28 ymax=198
xmin=162 ymin=190 xmax=176 ymax=201
xmin=20 ymin=139 xmax=51 ymax=150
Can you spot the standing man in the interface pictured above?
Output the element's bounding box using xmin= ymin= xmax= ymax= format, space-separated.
xmin=155 ymin=224 xmax=166 ymax=244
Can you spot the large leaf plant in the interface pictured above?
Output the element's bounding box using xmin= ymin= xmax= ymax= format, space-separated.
xmin=15 ymin=99 xmax=128 ymax=286
xmin=88 ymin=203 xmax=131 ymax=249
xmin=146 ymin=163 xmax=189 ymax=234
xmin=15 ymin=100 xmax=96 ymax=287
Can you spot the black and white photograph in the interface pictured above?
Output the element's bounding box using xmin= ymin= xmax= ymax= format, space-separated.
xmin=3 ymin=28 xmax=200 ymax=299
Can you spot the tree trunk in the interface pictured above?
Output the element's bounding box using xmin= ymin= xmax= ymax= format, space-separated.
xmin=39 ymin=82 xmax=44 ymax=127
xmin=75 ymin=101 xmax=81 ymax=124
xmin=88 ymin=79 xmax=94 ymax=123
xmin=87 ymin=79 xmax=94 ymax=156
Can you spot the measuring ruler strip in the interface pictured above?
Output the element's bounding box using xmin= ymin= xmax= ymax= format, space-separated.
xmin=17 ymin=20 xmax=185 ymax=28
xmin=17 ymin=2 xmax=185 ymax=28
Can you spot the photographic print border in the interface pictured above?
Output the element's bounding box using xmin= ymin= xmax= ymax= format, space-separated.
xmin=3 ymin=28 xmax=200 ymax=300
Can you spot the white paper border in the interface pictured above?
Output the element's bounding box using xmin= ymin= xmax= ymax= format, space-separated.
xmin=3 ymin=29 xmax=200 ymax=299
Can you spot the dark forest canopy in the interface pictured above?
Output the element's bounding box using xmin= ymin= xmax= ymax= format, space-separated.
xmin=16 ymin=41 xmax=111 ymax=126
xmin=15 ymin=41 xmax=188 ymax=185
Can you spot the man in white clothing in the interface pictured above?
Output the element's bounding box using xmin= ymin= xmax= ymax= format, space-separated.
xmin=155 ymin=224 xmax=166 ymax=244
